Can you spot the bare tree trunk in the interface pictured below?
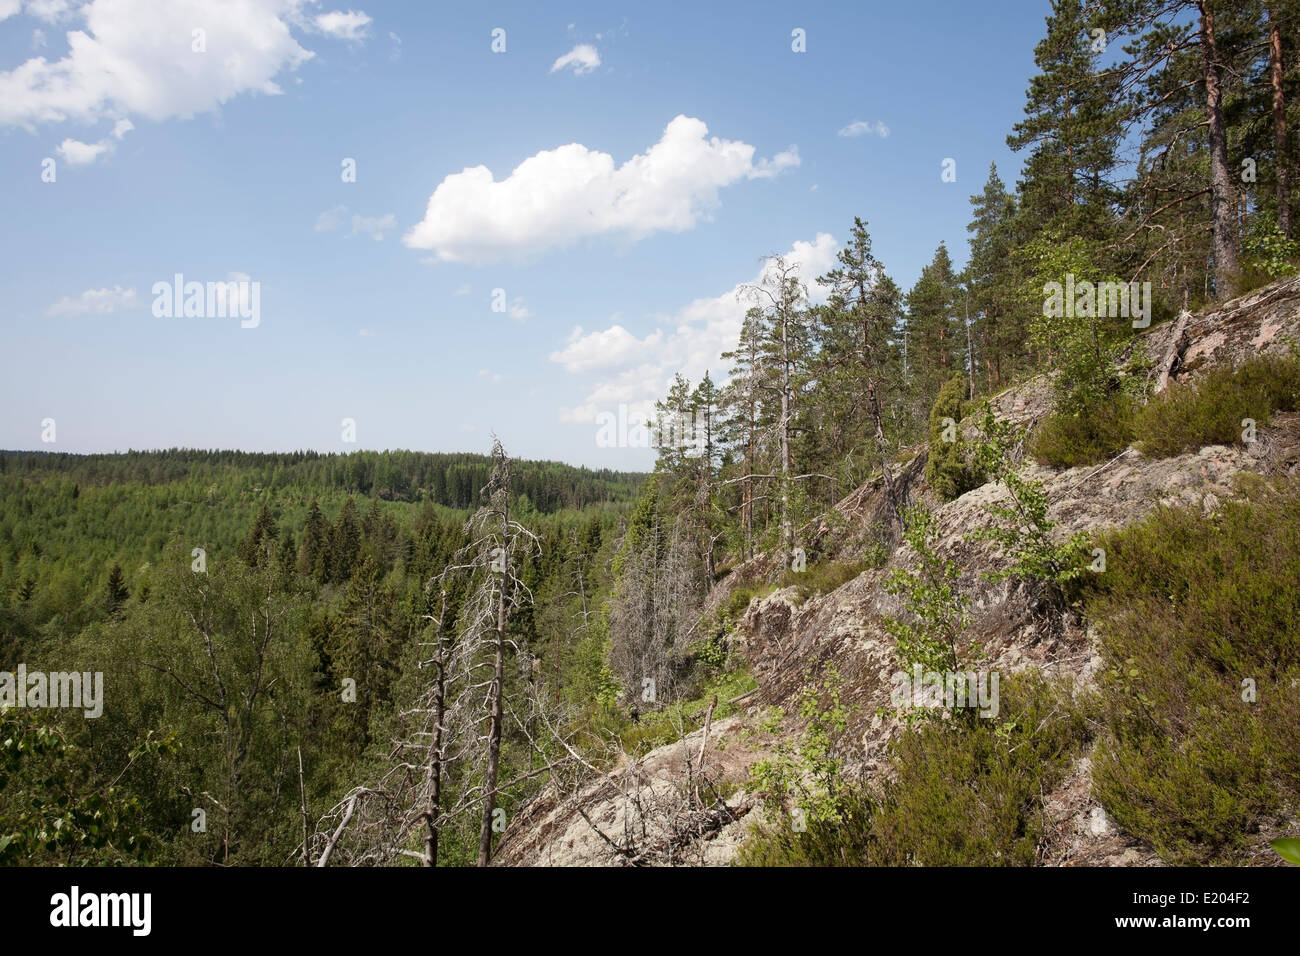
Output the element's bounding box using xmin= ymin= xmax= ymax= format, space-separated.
xmin=780 ymin=315 xmax=793 ymax=561
xmin=297 ymin=747 xmax=309 ymax=866
xmin=1269 ymin=6 xmax=1291 ymax=237
xmin=476 ymin=500 xmax=509 ymax=867
xmin=1201 ymin=2 xmax=1240 ymax=297
xmin=425 ymin=612 xmax=448 ymax=867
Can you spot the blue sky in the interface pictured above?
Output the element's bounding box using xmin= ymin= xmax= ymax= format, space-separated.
xmin=0 ymin=0 xmax=1053 ymax=470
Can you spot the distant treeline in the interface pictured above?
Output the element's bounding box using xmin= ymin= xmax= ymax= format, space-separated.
xmin=0 ymin=448 xmax=646 ymax=513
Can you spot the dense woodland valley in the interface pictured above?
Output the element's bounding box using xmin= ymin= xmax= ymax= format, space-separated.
xmin=4 ymin=0 xmax=1300 ymax=866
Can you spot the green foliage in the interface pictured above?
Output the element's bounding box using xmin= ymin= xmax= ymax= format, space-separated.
xmin=0 ymin=709 xmax=169 ymax=865
xmin=739 ymin=673 xmax=1091 ymax=866
xmin=971 ymin=406 xmax=1090 ymax=593
xmin=748 ymin=666 xmax=849 ymax=827
xmin=734 ymin=786 xmax=875 ymax=867
xmin=884 ymin=505 xmax=966 ymax=675
xmin=1241 ymin=217 xmax=1300 ymax=280
xmin=866 ymin=672 xmax=1090 ymax=865
xmin=1272 ymin=838 xmax=1300 ymax=866
xmin=1030 ymin=392 xmax=1136 ymax=468
xmin=1017 ymin=231 xmax=1131 ymax=411
xmin=925 ymin=375 xmax=983 ymax=500
xmin=778 ymin=556 xmax=880 ymax=604
xmin=614 ymin=670 xmax=757 ymax=759
xmin=1080 ymin=482 xmax=1300 ymax=863
xmin=1131 ymin=353 xmax=1300 ymax=458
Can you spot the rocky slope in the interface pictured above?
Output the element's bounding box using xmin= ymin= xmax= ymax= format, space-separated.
xmin=496 ymin=276 xmax=1300 ymax=867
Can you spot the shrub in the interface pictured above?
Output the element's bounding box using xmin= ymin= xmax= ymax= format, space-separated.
xmin=1030 ymin=392 xmax=1135 ymax=468
xmin=1081 ymin=481 xmax=1300 ymax=863
xmin=867 ymin=673 xmax=1090 ymax=865
xmin=778 ymin=557 xmax=879 ymax=604
xmin=971 ymin=406 xmax=1091 ymax=598
xmin=925 ymin=375 xmax=983 ymax=500
xmin=1131 ymin=352 xmax=1300 ymax=459
xmin=737 ymin=672 xmax=1091 ymax=866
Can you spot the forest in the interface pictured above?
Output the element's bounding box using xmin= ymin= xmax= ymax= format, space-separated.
xmin=2 ymin=0 xmax=1300 ymax=867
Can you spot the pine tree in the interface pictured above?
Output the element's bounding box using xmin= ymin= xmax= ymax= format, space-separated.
xmin=965 ymin=163 xmax=1023 ymax=389
xmin=743 ymin=255 xmax=816 ymax=563
xmin=903 ymin=243 xmax=963 ymax=409
xmin=817 ymin=217 xmax=907 ymax=525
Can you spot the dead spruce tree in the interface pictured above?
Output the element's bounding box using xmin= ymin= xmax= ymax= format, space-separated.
xmin=311 ymin=439 xmax=541 ymax=867
xmin=446 ymin=439 xmax=541 ymax=865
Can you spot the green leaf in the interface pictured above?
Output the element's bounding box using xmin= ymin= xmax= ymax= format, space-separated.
xmin=1271 ymin=838 xmax=1300 ymax=865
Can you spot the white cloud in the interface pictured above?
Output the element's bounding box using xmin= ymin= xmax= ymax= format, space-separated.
xmin=506 ymin=297 xmax=531 ymax=321
xmin=453 ymin=283 xmax=471 ymax=296
xmin=838 ymin=119 xmax=890 ymax=139
xmin=0 ymin=0 xmax=319 ymax=130
xmin=55 ymin=136 xmax=109 ymax=164
xmin=45 ymin=284 xmax=137 ymax=316
xmin=549 ymin=324 xmax=663 ymax=373
xmin=53 ymin=114 xmax=131 ymax=165
xmin=554 ymin=234 xmax=838 ymax=423
xmin=550 ymin=43 xmax=600 ymax=75
xmin=477 ymin=368 xmax=502 ymax=382
xmin=750 ymin=145 xmax=800 ymax=179
xmin=24 ymin=0 xmax=72 ymax=23
xmin=314 ymin=204 xmax=348 ymax=231
xmin=314 ymin=9 xmax=371 ymax=41
xmin=405 ymin=115 xmax=800 ymax=264
xmin=0 ymin=1 xmax=21 ymax=23
xmin=31 ymin=28 xmax=47 ymax=49
xmin=349 ymin=212 xmax=396 ymax=240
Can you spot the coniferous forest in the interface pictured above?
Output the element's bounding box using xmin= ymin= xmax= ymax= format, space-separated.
xmin=3 ymin=1 xmax=1300 ymax=896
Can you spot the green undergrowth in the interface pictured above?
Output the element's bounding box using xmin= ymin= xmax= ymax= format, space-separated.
xmin=736 ymin=672 xmax=1092 ymax=866
xmin=1079 ymin=476 xmax=1300 ymax=863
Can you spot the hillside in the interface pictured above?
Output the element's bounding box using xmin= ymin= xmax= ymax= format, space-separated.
xmin=495 ymin=276 xmax=1300 ymax=867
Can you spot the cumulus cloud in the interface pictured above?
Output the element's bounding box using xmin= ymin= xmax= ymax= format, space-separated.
xmin=550 ymin=324 xmax=663 ymax=373
xmin=45 ymin=284 xmax=137 ymax=316
xmin=53 ymin=114 xmax=132 ymax=165
xmin=314 ymin=9 xmax=370 ymax=41
xmin=838 ymin=119 xmax=890 ymax=138
xmin=550 ymin=43 xmax=600 ymax=75
xmin=554 ymin=233 xmax=839 ymax=423
xmin=0 ymin=1 xmax=20 ymax=23
xmin=405 ymin=115 xmax=801 ymax=264
xmin=24 ymin=0 xmax=72 ymax=23
xmin=55 ymin=136 xmax=109 ymax=164
xmin=0 ymin=0 xmax=330 ymax=130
